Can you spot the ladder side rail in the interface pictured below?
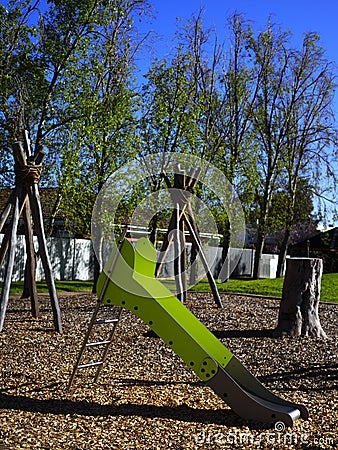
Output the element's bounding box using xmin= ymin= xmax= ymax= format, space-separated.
xmin=68 ymin=301 xmax=102 ymax=389
xmin=93 ymin=307 xmax=123 ymax=382
xmin=68 ymin=228 xmax=127 ymax=390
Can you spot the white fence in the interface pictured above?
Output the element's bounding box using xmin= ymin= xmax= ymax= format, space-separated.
xmin=0 ymin=234 xmax=93 ymax=281
xmin=0 ymin=234 xmax=282 ymax=282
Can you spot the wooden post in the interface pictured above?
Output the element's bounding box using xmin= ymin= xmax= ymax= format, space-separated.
xmin=24 ymin=133 xmax=62 ymax=332
xmin=273 ymin=257 xmax=327 ymax=338
xmin=179 ymin=213 xmax=187 ymax=302
xmin=155 ymin=210 xmax=178 ymax=277
xmin=182 ymin=212 xmax=223 ymax=308
xmin=0 ymin=131 xmax=62 ymax=332
xmin=172 ymin=203 xmax=188 ymax=303
xmin=27 ymin=184 xmax=62 ymax=332
xmin=155 ymin=166 xmax=222 ymax=308
xmin=22 ymin=199 xmax=39 ymax=316
xmin=0 ymin=227 xmax=11 ymax=270
xmin=0 ymin=187 xmax=21 ymax=331
xmin=0 ymin=191 xmax=14 ymax=233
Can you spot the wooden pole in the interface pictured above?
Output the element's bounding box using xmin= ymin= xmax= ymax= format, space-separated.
xmin=179 ymin=209 xmax=187 ymax=302
xmin=0 ymin=131 xmax=62 ymax=332
xmin=0 ymin=228 xmax=10 ymax=271
xmin=22 ymin=197 xmax=39 ymax=317
xmin=182 ymin=211 xmax=223 ymax=308
xmin=0 ymin=186 xmax=21 ymax=331
xmin=27 ymin=184 xmax=62 ymax=332
xmin=23 ymin=132 xmax=62 ymax=332
xmin=173 ymin=203 xmax=186 ymax=302
xmin=156 ymin=166 xmax=222 ymax=307
xmin=0 ymin=189 xmax=27 ymax=269
xmin=0 ymin=191 xmax=15 ymax=233
xmin=155 ymin=208 xmax=188 ymax=277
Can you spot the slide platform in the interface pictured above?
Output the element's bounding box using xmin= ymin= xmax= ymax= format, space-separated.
xmin=97 ymin=238 xmax=308 ymax=426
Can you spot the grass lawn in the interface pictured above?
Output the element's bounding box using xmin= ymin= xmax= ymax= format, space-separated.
xmin=2 ymin=273 xmax=337 ymax=303
xmin=3 ymin=280 xmax=93 ymax=295
xmin=190 ymin=272 xmax=338 ymax=303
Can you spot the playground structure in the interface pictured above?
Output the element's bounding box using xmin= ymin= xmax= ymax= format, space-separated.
xmin=154 ymin=166 xmax=223 ymax=307
xmin=0 ymin=146 xmax=309 ymax=426
xmin=69 ymin=236 xmax=308 ymax=427
xmin=0 ymin=131 xmax=62 ymax=332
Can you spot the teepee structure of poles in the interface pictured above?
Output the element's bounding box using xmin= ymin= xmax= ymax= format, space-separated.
xmin=0 ymin=130 xmax=62 ymax=332
xmin=155 ymin=165 xmax=223 ymax=308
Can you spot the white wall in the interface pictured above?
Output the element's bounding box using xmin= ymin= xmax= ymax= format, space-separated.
xmin=0 ymin=234 xmax=93 ymax=281
xmin=0 ymin=233 xmax=283 ymax=282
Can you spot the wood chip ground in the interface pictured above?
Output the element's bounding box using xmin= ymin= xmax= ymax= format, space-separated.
xmin=0 ymin=292 xmax=337 ymax=449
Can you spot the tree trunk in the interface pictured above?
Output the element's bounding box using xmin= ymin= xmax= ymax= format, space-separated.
xmin=92 ymin=237 xmax=103 ymax=294
xmin=189 ymin=243 xmax=198 ymax=285
xmin=220 ymin=229 xmax=230 ymax=281
xmin=276 ymin=227 xmax=291 ymax=278
xmin=276 ymin=192 xmax=296 ymax=278
xmin=252 ymin=234 xmax=264 ymax=279
xmin=273 ymin=258 xmax=327 ymax=338
xmin=149 ymin=213 xmax=158 ymax=245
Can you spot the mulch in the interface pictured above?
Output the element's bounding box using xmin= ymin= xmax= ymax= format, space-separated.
xmin=0 ymin=292 xmax=337 ymax=449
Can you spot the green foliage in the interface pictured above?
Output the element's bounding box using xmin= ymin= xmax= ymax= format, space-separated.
xmin=0 ymin=0 xmax=151 ymax=236
xmin=0 ymin=4 xmax=336 ymax=249
xmin=246 ymin=177 xmax=318 ymax=237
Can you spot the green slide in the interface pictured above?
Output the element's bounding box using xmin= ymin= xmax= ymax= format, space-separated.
xmin=97 ymin=238 xmax=308 ymax=426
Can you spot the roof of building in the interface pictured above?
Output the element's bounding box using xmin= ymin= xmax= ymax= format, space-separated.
xmin=291 ymin=226 xmax=338 ymax=251
xmin=0 ymin=187 xmax=65 ymax=237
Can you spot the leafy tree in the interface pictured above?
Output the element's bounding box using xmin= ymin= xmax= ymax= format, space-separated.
xmin=139 ymin=12 xmax=251 ymax=251
xmin=138 ymin=12 xmax=217 ymax=240
xmin=246 ymin=21 xmax=291 ymax=278
xmin=275 ymin=33 xmax=338 ymax=276
xmin=53 ymin=1 xmax=149 ymax=237
xmin=0 ymin=1 xmax=40 ymax=183
xmin=246 ymin=23 xmax=337 ymax=278
xmin=0 ymin=0 xmax=151 ymax=293
xmin=249 ymin=178 xmax=318 ymax=252
xmin=0 ymin=0 xmax=150 ymax=195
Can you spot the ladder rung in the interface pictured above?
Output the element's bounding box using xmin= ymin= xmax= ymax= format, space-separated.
xmin=95 ymin=319 xmax=119 ymax=324
xmin=78 ymin=361 xmax=103 ymax=369
xmin=86 ymin=340 xmax=111 ymax=347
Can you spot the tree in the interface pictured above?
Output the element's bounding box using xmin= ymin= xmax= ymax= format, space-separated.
xmin=248 ymin=21 xmax=291 ymax=278
xmin=139 ymin=12 xmax=215 ymax=241
xmin=54 ymin=2 xmax=149 ymax=235
xmin=0 ymin=0 xmax=151 ymax=293
xmin=253 ymin=178 xmax=319 ymax=254
xmin=210 ymin=14 xmax=260 ymax=264
xmin=0 ymin=1 xmax=39 ymax=180
xmin=139 ymin=12 xmax=250 ymax=251
xmin=275 ymin=33 xmax=337 ymax=276
xmin=247 ymin=25 xmax=337 ymax=278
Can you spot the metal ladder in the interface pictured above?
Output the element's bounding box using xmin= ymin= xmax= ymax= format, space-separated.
xmin=68 ymin=229 xmax=127 ymax=390
xmin=67 ymin=303 xmax=123 ymax=389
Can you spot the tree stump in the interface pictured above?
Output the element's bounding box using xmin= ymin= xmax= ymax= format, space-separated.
xmin=273 ymin=258 xmax=327 ymax=338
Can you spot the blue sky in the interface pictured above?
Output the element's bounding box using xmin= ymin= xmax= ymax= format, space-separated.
xmin=147 ymin=0 xmax=338 ymax=65
xmin=139 ymin=1 xmax=338 ymax=115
